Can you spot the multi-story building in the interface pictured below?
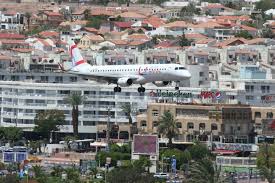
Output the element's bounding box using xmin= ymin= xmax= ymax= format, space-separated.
xmin=137 ymin=102 xmax=275 ymax=144
xmin=0 ymin=11 xmax=24 ymax=31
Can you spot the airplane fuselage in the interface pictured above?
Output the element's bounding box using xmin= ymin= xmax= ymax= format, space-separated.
xmin=70 ymin=63 xmax=191 ymax=85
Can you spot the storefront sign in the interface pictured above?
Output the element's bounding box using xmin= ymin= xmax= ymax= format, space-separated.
xmin=149 ymin=90 xmax=193 ymax=98
xmin=200 ymin=91 xmax=222 ymax=100
xmin=213 ymin=142 xmax=258 ymax=152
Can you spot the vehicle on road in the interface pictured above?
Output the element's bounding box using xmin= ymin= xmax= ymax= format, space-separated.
xmin=154 ymin=172 xmax=169 ymax=179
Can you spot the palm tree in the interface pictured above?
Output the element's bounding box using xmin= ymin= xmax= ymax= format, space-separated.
xmin=31 ymin=165 xmax=44 ymax=178
xmin=67 ymin=91 xmax=85 ymax=137
xmin=51 ymin=166 xmax=64 ymax=178
xmin=158 ymin=111 xmax=179 ymax=148
xmin=188 ymin=158 xmax=229 ymax=183
xmin=121 ymin=102 xmax=136 ymax=140
xmin=24 ymin=12 xmax=31 ymax=30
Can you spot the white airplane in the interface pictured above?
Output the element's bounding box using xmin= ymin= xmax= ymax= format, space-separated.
xmin=61 ymin=41 xmax=191 ymax=93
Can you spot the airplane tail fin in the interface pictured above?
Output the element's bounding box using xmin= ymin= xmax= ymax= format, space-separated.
xmin=68 ymin=40 xmax=86 ymax=67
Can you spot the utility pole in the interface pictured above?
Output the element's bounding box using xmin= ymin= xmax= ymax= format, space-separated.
xmin=106 ymin=106 xmax=110 ymax=152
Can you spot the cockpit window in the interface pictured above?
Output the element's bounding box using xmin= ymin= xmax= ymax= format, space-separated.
xmin=178 ymin=67 xmax=185 ymax=70
xmin=175 ymin=67 xmax=178 ymax=70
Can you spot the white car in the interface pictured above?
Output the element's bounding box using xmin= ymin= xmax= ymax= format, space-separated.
xmin=154 ymin=172 xmax=169 ymax=179
xmin=96 ymin=173 xmax=103 ymax=179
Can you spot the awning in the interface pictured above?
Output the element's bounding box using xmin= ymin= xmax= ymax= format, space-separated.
xmin=212 ymin=149 xmax=240 ymax=155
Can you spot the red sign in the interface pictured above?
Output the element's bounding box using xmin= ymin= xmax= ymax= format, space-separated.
xmin=200 ymin=91 xmax=221 ymax=100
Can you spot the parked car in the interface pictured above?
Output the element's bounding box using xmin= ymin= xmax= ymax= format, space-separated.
xmin=96 ymin=173 xmax=103 ymax=179
xmin=153 ymin=172 xmax=169 ymax=179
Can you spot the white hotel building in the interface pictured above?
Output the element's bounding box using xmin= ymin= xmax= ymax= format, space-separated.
xmin=1 ymin=74 xmax=275 ymax=138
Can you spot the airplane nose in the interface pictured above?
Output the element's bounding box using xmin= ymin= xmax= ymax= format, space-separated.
xmin=186 ymin=71 xmax=191 ymax=78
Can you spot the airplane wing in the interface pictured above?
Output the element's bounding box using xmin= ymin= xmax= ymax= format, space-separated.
xmin=68 ymin=70 xmax=143 ymax=84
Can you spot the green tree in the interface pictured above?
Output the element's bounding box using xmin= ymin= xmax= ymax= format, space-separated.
xmin=0 ymin=127 xmax=22 ymax=146
xmin=0 ymin=127 xmax=23 ymax=145
xmin=120 ymin=102 xmax=137 ymax=139
xmin=34 ymin=110 xmax=65 ymax=141
xmin=158 ymin=111 xmax=179 ymax=148
xmin=51 ymin=166 xmax=64 ymax=177
xmin=188 ymin=158 xmax=229 ymax=183
xmin=180 ymin=3 xmax=200 ymax=17
xmin=32 ymin=165 xmax=47 ymax=183
xmin=235 ymin=30 xmax=253 ymax=39
xmin=0 ymin=174 xmax=18 ymax=183
xmin=6 ymin=163 xmax=19 ymax=173
xmin=160 ymin=148 xmax=191 ymax=169
xmin=86 ymin=16 xmax=108 ymax=29
xmin=132 ymin=156 xmax=152 ymax=172
xmin=187 ymin=141 xmax=211 ymax=160
xmin=179 ymin=33 xmax=191 ymax=47
xmin=64 ymin=167 xmax=81 ymax=183
xmin=107 ymin=166 xmax=155 ymax=183
xmin=257 ymin=143 xmax=275 ymax=183
xmin=67 ymin=91 xmax=85 ymax=137
xmin=24 ymin=12 xmax=31 ymax=30
xmin=59 ymin=7 xmax=72 ymax=21
xmin=256 ymin=0 xmax=275 ymax=12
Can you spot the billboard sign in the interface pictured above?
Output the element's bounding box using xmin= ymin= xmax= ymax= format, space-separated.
xmin=132 ymin=135 xmax=158 ymax=155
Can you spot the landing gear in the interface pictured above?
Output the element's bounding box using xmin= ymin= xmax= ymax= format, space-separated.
xmin=114 ymin=86 xmax=121 ymax=92
xmin=175 ymin=81 xmax=180 ymax=90
xmin=138 ymin=86 xmax=145 ymax=93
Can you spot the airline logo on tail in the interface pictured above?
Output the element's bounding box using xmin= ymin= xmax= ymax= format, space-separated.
xmin=69 ymin=41 xmax=86 ymax=67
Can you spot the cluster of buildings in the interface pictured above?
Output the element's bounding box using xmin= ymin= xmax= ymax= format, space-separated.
xmin=0 ymin=1 xmax=273 ymax=146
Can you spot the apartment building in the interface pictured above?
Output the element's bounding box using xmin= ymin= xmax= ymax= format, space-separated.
xmin=0 ymin=11 xmax=24 ymax=31
xmin=137 ymin=103 xmax=275 ymax=143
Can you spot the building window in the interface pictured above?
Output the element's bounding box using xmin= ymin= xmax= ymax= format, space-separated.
xmin=141 ymin=120 xmax=147 ymax=127
xmin=255 ymin=112 xmax=261 ymax=118
xmin=267 ymin=112 xmax=273 ymax=119
xmin=152 ymin=121 xmax=158 ymax=128
xmin=261 ymin=86 xmax=270 ymax=93
xmin=245 ymin=85 xmax=254 ymax=92
xmin=152 ymin=110 xmax=159 ymax=117
xmin=70 ymin=77 xmax=77 ymax=82
xmin=199 ymin=72 xmax=204 ymax=77
xmin=211 ymin=123 xmax=218 ymax=131
xmin=246 ymin=96 xmax=254 ymax=100
xmin=176 ymin=122 xmax=182 ymax=128
xmin=199 ymin=123 xmax=205 ymax=130
xmin=187 ymin=122 xmax=194 ymax=129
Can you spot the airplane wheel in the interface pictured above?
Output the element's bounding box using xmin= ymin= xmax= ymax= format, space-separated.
xmin=141 ymin=87 xmax=145 ymax=92
xmin=138 ymin=87 xmax=145 ymax=93
xmin=175 ymin=86 xmax=179 ymax=90
xmin=114 ymin=87 xmax=118 ymax=92
xmin=118 ymin=87 xmax=121 ymax=92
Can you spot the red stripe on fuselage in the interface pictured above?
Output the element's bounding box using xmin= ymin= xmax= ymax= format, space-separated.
xmin=70 ymin=44 xmax=77 ymax=57
xmin=75 ymin=60 xmax=85 ymax=66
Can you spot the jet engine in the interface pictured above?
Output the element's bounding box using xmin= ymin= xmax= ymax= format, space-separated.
xmin=153 ymin=81 xmax=169 ymax=87
xmin=117 ymin=77 xmax=133 ymax=87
